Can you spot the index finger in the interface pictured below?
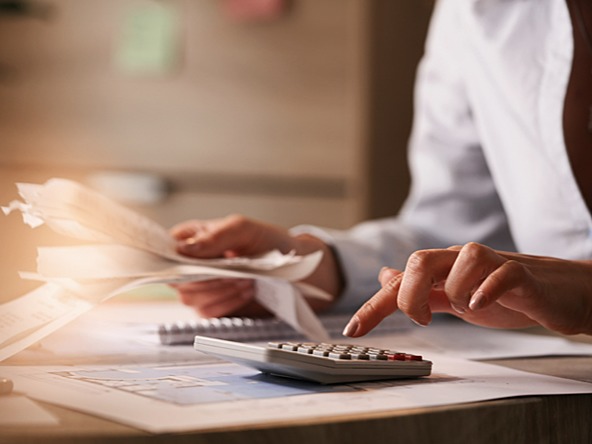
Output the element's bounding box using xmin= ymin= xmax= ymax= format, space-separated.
xmin=342 ymin=269 xmax=403 ymax=338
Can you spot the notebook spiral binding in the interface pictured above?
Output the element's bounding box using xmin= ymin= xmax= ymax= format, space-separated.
xmin=158 ymin=313 xmax=411 ymax=345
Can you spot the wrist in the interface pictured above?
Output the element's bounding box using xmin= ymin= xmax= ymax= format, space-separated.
xmin=291 ymin=233 xmax=345 ymax=309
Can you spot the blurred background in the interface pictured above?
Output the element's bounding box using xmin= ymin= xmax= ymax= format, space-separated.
xmin=0 ymin=0 xmax=433 ymax=302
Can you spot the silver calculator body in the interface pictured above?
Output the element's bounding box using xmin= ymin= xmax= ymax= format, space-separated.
xmin=194 ymin=336 xmax=432 ymax=384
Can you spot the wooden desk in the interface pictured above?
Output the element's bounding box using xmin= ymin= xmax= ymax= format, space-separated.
xmin=2 ymin=350 xmax=591 ymax=444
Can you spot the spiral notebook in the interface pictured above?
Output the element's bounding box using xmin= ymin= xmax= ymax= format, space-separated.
xmin=158 ymin=313 xmax=411 ymax=345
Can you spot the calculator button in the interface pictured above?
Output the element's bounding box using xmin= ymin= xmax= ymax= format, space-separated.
xmin=297 ymin=346 xmax=315 ymax=354
xmin=328 ymin=352 xmax=351 ymax=360
xmin=312 ymin=349 xmax=331 ymax=357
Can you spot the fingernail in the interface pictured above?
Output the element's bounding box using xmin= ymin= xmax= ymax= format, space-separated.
xmin=450 ymin=303 xmax=466 ymax=315
xmin=342 ymin=316 xmax=360 ymax=337
xmin=469 ymin=291 xmax=486 ymax=311
xmin=411 ymin=318 xmax=428 ymax=327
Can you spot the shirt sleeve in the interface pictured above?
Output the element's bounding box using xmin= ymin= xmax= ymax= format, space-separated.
xmin=294 ymin=0 xmax=515 ymax=313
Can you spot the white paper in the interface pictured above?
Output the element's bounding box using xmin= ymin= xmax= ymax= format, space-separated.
xmin=6 ymin=179 xmax=177 ymax=258
xmin=0 ymin=284 xmax=94 ymax=360
xmin=0 ymin=272 xmax=331 ymax=362
xmin=34 ymin=244 xmax=324 ymax=281
xmin=1 ymin=178 xmax=332 ymax=362
xmin=10 ymin=302 xmax=592 ymax=366
xmin=2 ymin=352 xmax=591 ymax=433
xmin=254 ymin=279 xmax=330 ymax=342
xmin=3 ymin=302 xmax=592 ymax=433
xmin=0 ymin=396 xmax=59 ymax=426
xmin=393 ymin=316 xmax=592 ymax=360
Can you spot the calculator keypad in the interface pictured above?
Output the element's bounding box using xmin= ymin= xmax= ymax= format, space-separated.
xmin=267 ymin=342 xmax=423 ymax=362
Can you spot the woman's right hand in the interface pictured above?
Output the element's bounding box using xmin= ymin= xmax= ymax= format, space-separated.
xmin=169 ymin=214 xmax=343 ymax=317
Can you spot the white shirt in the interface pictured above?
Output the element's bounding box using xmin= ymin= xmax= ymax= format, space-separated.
xmin=297 ymin=0 xmax=591 ymax=312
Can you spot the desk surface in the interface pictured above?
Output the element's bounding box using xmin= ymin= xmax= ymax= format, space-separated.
xmin=2 ymin=331 xmax=592 ymax=444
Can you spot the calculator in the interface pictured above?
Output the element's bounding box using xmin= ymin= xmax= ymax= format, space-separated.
xmin=193 ymin=336 xmax=432 ymax=384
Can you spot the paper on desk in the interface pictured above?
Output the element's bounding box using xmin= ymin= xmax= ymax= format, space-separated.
xmin=1 ymin=178 xmax=332 ymax=362
xmin=0 ymin=396 xmax=59 ymax=426
xmin=0 ymin=279 xmax=145 ymax=362
xmin=4 ymin=352 xmax=592 ymax=433
xmin=4 ymin=302 xmax=592 ymax=434
xmin=1 ymin=268 xmax=330 ymax=362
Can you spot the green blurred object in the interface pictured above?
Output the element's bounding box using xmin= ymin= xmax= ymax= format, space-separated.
xmin=115 ymin=2 xmax=180 ymax=76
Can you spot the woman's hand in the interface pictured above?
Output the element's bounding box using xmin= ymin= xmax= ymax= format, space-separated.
xmin=343 ymin=242 xmax=592 ymax=337
xmin=170 ymin=214 xmax=342 ymax=317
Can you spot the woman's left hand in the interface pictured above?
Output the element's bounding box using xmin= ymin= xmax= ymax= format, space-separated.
xmin=343 ymin=242 xmax=592 ymax=337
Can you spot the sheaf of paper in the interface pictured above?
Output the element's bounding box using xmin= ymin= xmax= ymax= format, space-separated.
xmin=2 ymin=178 xmax=317 ymax=271
xmin=4 ymin=179 xmax=177 ymax=258
xmin=1 ymin=178 xmax=332 ymax=360
xmin=33 ymin=245 xmax=324 ymax=283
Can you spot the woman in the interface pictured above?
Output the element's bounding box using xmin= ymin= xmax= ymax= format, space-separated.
xmin=171 ymin=0 xmax=592 ymax=337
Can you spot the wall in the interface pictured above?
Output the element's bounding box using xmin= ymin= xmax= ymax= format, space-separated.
xmin=0 ymin=0 xmax=432 ymax=302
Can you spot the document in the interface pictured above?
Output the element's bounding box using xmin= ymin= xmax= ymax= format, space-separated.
xmin=1 ymin=178 xmax=332 ymax=362
xmin=0 ymin=396 xmax=59 ymax=426
xmin=3 ymin=300 xmax=592 ymax=433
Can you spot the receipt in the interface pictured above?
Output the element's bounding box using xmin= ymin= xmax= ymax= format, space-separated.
xmin=1 ymin=179 xmax=331 ymax=361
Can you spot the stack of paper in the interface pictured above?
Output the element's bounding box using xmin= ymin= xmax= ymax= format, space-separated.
xmin=0 ymin=178 xmax=332 ymax=361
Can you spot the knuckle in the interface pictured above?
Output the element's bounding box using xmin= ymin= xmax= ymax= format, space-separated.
xmin=461 ymin=242 xmax=488 ymax=261
xmin=383 ymin=274 xmax=402 ymax=293
xmin=225 ymin=214 xmax=249 ymax=230
xmin=406 ymin=250 xmax=435 ymax=274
